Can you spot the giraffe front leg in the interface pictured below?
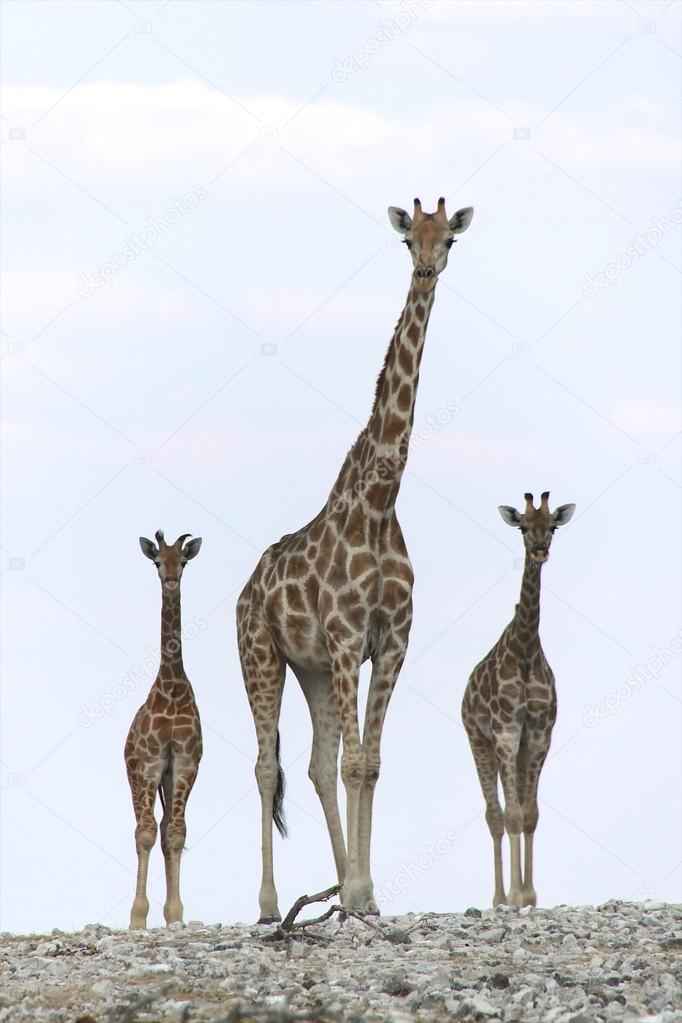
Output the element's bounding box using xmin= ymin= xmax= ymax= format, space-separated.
xmin=129 ymin=794 xmax=159 ymax=930
xmin=466 ymin=730 xmax=507 ymax=907
xmin=356 ymin=644 xmax=407 ymax=915
xmin=160 ymin=754 xmax=200 ymax=926
xmin=519 ymin=733 xmax=551 ymax=908
xmin=493 ymin=729 xmax=524 ymax=907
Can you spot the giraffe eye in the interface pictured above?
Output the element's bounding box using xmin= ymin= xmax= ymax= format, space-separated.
xmin=403 ymin=239 xmax=413 ymax=249
xmin=445 ymin=238 xmax=455 ymax=249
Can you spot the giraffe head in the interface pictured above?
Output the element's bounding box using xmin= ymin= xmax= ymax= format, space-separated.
xmin=499 ymin=492 xmax=575 ymax=564
xmin=388 ymin=197 xmax=473 ymax=292
xmin=139 ymin=530 xmax=202 ymax=593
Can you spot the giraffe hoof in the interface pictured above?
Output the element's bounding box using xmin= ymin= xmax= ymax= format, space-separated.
xmin=129 ymin=919 xmax=147 ymax=931
xmin=521 ymin=888 xmax=537 ymax=908
xmin=257 ymin=914 xmax=282 ymax=925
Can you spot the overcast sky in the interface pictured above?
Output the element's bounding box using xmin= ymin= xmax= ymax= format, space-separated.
xmin=1 ymin=0 xmax=680 ymax=934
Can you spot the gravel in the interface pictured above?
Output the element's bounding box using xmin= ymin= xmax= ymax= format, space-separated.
xmin=0 ymin=900 xmax=680 ymax=1022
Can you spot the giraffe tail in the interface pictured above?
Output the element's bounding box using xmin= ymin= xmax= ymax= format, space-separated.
xmin=273 ymin=731 xmax=287 ymax=838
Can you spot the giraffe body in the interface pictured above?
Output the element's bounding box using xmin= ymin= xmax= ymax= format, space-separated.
xmin=125 ymin=530 xmax=203 ymax=929
xmin=238 ymin=198 xmax=473 ymax=922
xmin=461 ymin=493 xmax=575 ymax=908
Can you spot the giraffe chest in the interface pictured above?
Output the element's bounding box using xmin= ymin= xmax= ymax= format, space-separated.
xmin=263 ymin=548 xmax=413 ymax=673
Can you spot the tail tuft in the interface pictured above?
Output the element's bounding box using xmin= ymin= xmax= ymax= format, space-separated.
xmin=273 ymin=731 xmax=287 ymax=838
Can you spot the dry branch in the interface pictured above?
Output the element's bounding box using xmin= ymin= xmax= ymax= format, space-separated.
xmin=279 ymin=884 xmax=341 ymax=932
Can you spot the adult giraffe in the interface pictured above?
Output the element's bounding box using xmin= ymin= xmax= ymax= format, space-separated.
xmin=237 ymin=198 xmax=474 ymax=921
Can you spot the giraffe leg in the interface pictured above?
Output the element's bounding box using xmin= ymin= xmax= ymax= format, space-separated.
xmin=127 ymin=772 xmax=163 ymax=930
xmin=355 ymin=641 xmax=408 ymax=915
xmin=293 ymin=667 xmax=347 ymax=885
xmin=519 ymin=729 xmax=552 ymax=908
xmin=327 ymin=644 xmax=366 ymax=912
xmin=238 ymin=608 xmax=286 ymax=924
xmin=493 ymin=729 xmax=524 ymax=907
xmin=466 ymin=729 xmax=507 ymax=907
xmin=160 ymin=752 xmax=200 ymax=925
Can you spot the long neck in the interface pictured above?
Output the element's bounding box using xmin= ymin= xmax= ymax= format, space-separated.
xmin=510 ymin=555 xmax=542 ymax=654
xmin=329 ymin=278 xmax=436 ymax=513
xmin=159 ymin=587 xmax=184 ymax=677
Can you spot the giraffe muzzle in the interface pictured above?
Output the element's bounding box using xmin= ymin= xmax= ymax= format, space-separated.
xmin=532 ymin=546 xmax=548 ymax=563
xmin=413 ymin=266 xmax=437 ymax=292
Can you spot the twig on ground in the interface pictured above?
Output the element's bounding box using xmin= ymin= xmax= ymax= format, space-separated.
xmin=279 ymin=884 xmax=341 ymax=932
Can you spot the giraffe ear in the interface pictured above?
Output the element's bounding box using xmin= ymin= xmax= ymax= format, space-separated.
xmin=388 ymin=206 xmax=412 ymax=234
xmin=498 ymin=505 xmax=522 ymax=527
xmin=139 ymin=537 xmax=159 ymax=560
xmin=182 ymin=537 xmax=202 ymax=561
xmin=551 ymin=503 xmax=576 ymax=527
xmin=449 ymin=207 xmax=474 ymax=234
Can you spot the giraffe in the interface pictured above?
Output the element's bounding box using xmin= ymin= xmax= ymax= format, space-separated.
xmin=461 ymin=492 xmax=576 ymax=908
xmin=125 ymin=529 xmax=203 ymax=929
xmin=237 ymin=197 xmax=474 ymax=922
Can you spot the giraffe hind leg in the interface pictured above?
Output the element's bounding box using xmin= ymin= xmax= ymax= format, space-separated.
xmin=238 ymin=604 xmax=286 ymax=924
xmin=293 ymin=666 xmax=347 ymax=886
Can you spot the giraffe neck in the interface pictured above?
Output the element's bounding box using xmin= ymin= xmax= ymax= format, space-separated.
xmin=329 ymin=279 xmax=436 ymax=515
xmin=159 ymin=587 xmax=184 ymax=678
xmin=510 ymin=555 xmax=542 ymax=655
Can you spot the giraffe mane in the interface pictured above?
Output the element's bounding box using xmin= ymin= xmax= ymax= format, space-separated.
xmin=371 ymin=311 xmax=405 ymax=416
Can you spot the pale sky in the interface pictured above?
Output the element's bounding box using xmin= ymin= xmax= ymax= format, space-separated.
xmin=1 ymin=0 xmax=680 ymax=934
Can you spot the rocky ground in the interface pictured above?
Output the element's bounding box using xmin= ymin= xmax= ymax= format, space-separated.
xmin=0 ymin=901 xmax=680 ymax=1023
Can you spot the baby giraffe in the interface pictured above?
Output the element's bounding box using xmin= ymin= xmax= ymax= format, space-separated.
xmin=461 ymin=492 xmax=575 ymax=908
xmin=125 ymin=530 xmax=203 ymax=929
